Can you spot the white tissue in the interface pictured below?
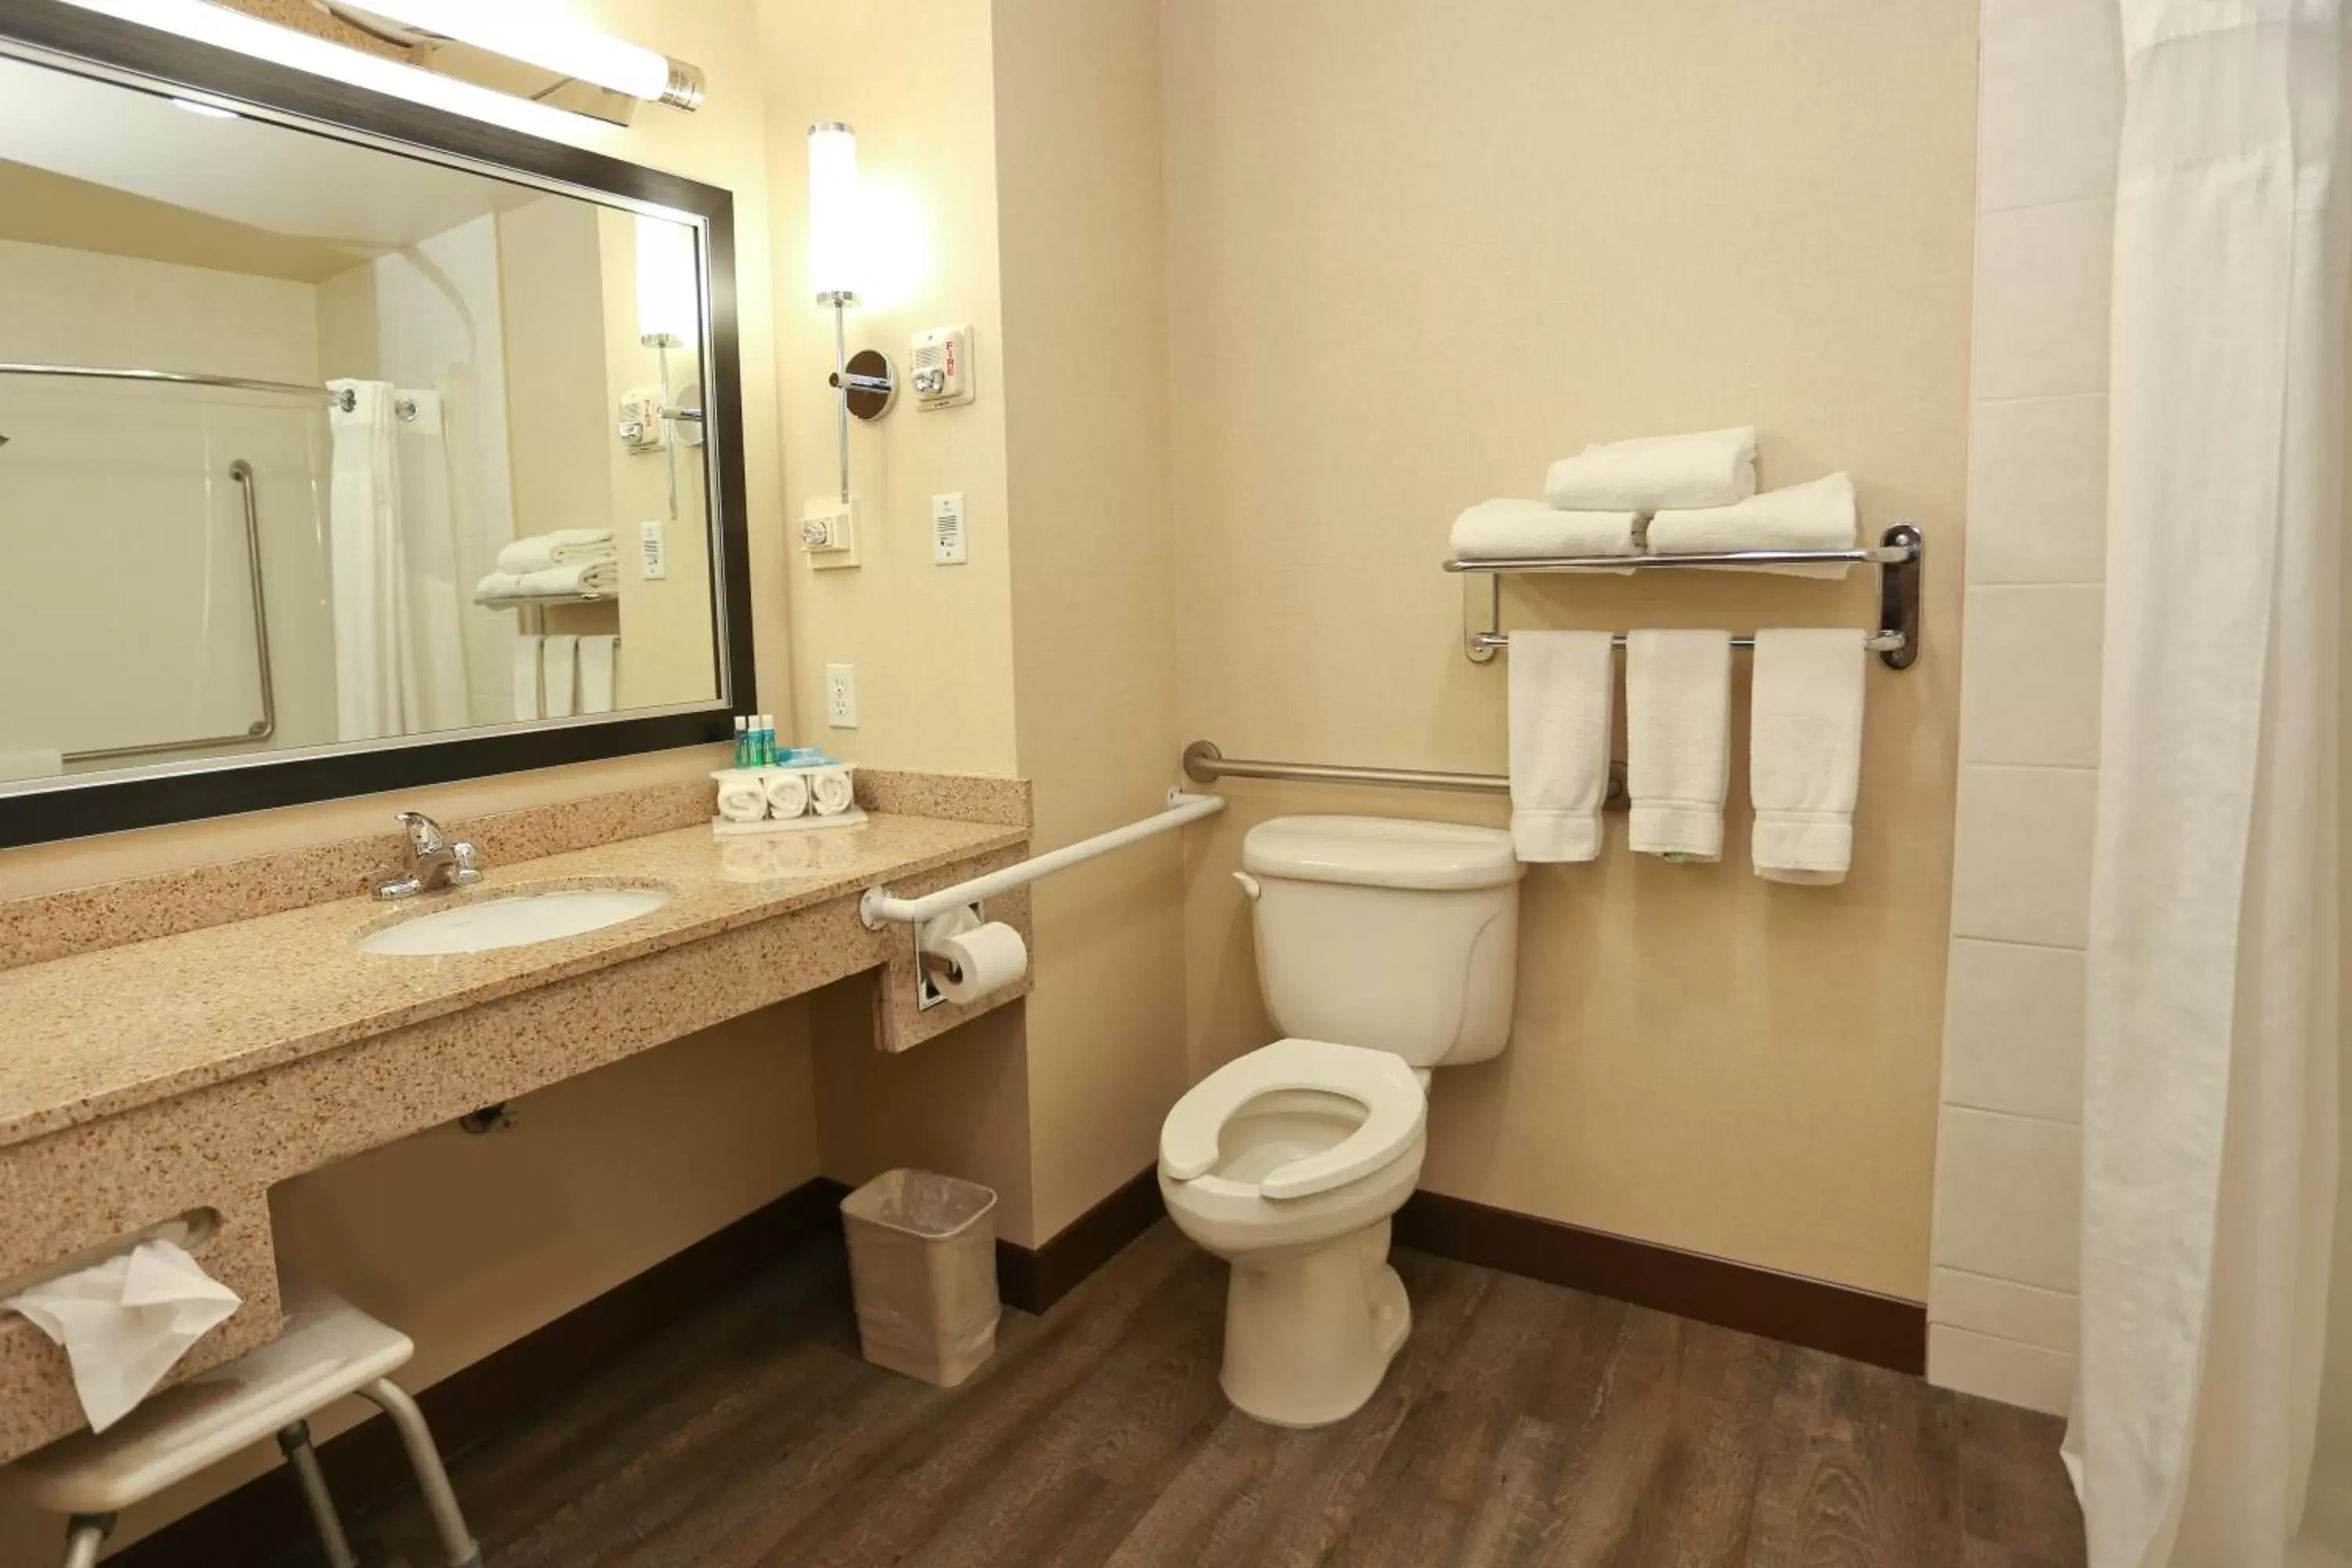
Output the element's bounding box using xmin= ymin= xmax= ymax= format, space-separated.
xmin=4 ymin=1240 xmax=240 ymax=1432
xmin=927 ymin=920 xmax=1028 ymax=1004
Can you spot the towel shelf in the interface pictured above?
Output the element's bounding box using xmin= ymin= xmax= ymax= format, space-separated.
xmin=473 ymin=592 xmax=614 ymax=608
xmin=1451 ymin=523 xmax=1923 ymax=671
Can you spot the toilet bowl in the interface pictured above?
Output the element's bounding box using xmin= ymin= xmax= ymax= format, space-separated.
xmin=1159 ymin=1038 xmax=1428 ymax=1427
xmin=1158 ymin=815 xmax=1522 ymax=1428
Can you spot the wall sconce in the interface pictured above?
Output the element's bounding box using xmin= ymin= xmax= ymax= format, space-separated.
xmin=633 ymin=215 xmax=702 ymax=516
xmin=809 ymin=122 xmax=895 ymax=505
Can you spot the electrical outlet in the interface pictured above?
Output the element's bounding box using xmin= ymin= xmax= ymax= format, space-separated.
xmin=824 ymin=663 xmax=858 ymax=728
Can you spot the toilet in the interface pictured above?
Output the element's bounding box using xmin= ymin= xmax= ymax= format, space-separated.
xmin=1158 ymin=815 xmax=1521 ymax=1427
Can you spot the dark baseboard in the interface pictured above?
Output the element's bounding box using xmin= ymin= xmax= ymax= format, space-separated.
xmin=995 ymin=1167 xmax=1163 ymax=1316
xmin=114 ymin=1177 xmax=847 ymax=1567
xmin=1393 ymin=1189 xmax=1927 ymax=1374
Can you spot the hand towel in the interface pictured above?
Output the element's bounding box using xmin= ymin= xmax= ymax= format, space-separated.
xmin=517 ymin=561 xmax=618 ymax=597
xmin=1646 ymin=472 xmax=1857 ymax=577
xmin=511 ymin=634 xmax=543 ymax=722
xmin=1451 ymin=499 xmax=1642 ymax=563
xmin=474 ymin=570 xmax=522 ymax=601
xmin=0 ymin=747 xmax=64 ymax=782
xmin=576 ymin=634 xmax=619 ymax=714
xmin=1544 ymin=426 xmax=1756 ymax=513
xmin=496 ymin=529 xmax=617 ymax=573
xmin=763 ymin=769 xmax=811 ymax=818
xmin=1507 ymin=630 xmax=1616 ymax=862
xmin=1750 ymin=629 xmax=1865 ymax=884
xmin=714 ymin=771 xmax=768 ymax=823
xmin=1625 ymin=630 xmax=1733 ymax=861
xmin=541 ymin=634 xmax=578 ymax=719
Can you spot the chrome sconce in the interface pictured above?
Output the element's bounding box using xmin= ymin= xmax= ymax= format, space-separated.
xmin=810 ymin=122 xmax=895 ymax=503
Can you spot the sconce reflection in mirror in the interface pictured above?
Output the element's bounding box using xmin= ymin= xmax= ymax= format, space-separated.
xmin=810 ymin=122 xmax=896 ymax=506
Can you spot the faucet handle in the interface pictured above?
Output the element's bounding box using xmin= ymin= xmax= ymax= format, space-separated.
xmin=449 ymin=840 xmax=483 ymax=885
xmin=395 ymin=810 xmax=448 ymax=856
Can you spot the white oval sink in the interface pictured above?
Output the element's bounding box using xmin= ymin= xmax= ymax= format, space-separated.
xmin=358 ymin=885 xmax=673 ymax=956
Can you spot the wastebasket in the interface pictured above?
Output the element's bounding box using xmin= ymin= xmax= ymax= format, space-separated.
xmin=840 ymin=1168 xmax=1001 ymax=1387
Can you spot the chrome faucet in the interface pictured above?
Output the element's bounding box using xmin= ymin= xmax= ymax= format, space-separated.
xmin=373 ymin=811 xmax=483 ymax=900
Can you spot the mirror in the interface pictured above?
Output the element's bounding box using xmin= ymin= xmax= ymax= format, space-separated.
xmin=0 ymin=24 xmax=747 ymax=844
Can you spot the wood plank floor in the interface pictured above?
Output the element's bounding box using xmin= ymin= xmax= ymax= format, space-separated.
xmin=323 ymin=1222 xmax=2085 ymax=1568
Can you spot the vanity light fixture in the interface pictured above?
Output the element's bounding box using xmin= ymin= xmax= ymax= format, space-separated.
xmin=809 ymin=122 xmax=896 ymax=505
xmin=328 ymin=0 xmax=705 ymax=110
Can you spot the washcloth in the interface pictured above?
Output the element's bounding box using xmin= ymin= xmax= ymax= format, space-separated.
xmin=541 ymin=634 xmax=578 ymax=719
xmin=1646 ymin=472 xmax=1858 ymax=577
xmin=577 ymin=634 xmax=619 ymax=714
xmin=1451 ymin=499 xmax=1642 ymax=562
xmin=1544 ymin=426 xmax=1756 ymax=513
xmin=810 ymin=768 xmax=856 ymax=816
xmin=1506 ymin=630 xmax=1616 ymax=862
xmin=764 ymin=769 xmax=811 ymax=818
xmin=511 ymin=634 xmax=543 ymax=722
xmin=715 ymin=773 xmax=768 ymax=823
xmin=1625 ymin=630 xmax=1733 ymax=861
xmin=1750 ymin=630 xmax=1866 ymax=884
xmin=496 ymin=529 xmax=616 ymax=573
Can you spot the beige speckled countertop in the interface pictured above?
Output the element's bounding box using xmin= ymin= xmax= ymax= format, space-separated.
xmin=0 ymin=811 xmax=1022 ymax=1151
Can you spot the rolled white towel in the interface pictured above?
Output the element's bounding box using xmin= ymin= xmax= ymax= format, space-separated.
xmin=1544 ymin=426 xmax=1756 ymax=513
xmin=1646 ymin=473 xmax=1858 ymax=578
xmin=809 ymin=767 xmax=855 ymax=816
xmin=715 ymin=772 xmax=768 ymax=823
xmin=497 ymin=529 xmax=616 ymax=573
xmin=764 ymin=769 xmax=811 ymax=818
xmin=516 ymin=561 xmax=618 ymax=597
xmin=1450 ymin=499 xmax=1641 ymax=563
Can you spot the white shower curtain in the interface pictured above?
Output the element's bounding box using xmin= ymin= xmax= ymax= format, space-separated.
xmin=326 ymin=378 xmax=470 ymax=741
xmin=2074 ymin=5 xmax=2347 ymax=1566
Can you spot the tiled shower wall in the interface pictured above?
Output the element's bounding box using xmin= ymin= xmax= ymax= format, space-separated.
xmin=1928 ymin=0 xmax=2122 ymax=1415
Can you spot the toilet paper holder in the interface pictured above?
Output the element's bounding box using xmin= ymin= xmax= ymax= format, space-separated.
xmin=915 ymin=901 xmax=986 ymax=1011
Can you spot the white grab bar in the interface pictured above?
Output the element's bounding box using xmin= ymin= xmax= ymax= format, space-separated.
xmin=858 ymin=789 xmax=1226 ymax=929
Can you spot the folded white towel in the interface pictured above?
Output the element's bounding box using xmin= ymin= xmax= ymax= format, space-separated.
xmin=715 ymin=772 xmax=768 ymax=823
xmin=541 ymin=634 xmax=578 ymax=719
xmin=1507 ymin=630 xmax=1616 ymax=862
xmin=1544 ymin=426 xmax=1756 ymax=513
xmin=520 ymin=561 xmax=617 ymax=596
xmin=1451 ymin=499 xmax=1642 ymax=562
xmin=496 ymin=529 xmax=617 ymax=573
xmin=475 ymin=570 xmax=521 ymax=600
xmin=1646 ymin=472 xmax=1857 ymax=577
xmin=511 ymin=634 xmax=543 ymax=723
xmin=576 ymin=634 xmax=619 ymax=714
xmin=1750 ymin=630 xmax=1865 ymax=884
xmin=1625 ymin=630 xmax=1732 ymax=862
xmin=0 ymin=747 xmax=64 ymax=782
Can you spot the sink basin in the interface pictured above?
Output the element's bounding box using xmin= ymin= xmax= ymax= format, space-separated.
xmin=358 ymin=885 xmax=673 ymax=956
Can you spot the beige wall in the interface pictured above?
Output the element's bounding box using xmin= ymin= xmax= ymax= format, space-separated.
xmin=757 ymin=0 xmax=1019 ymax=776
xmin=0 ymin=3 xmax=807 ymax=1555
xmin=1162 ymin=0 xmax=1977 ymax=1300
xmin=993 ymin=0 xmax=1187 ymax=1240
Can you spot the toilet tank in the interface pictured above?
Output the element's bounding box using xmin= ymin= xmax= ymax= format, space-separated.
xmin=1240 ymin=815 xmax=1522 ymax=1067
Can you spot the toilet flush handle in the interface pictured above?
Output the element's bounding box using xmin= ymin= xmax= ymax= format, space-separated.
xmin=1232 ymin=870 xmax=1261 ymax=900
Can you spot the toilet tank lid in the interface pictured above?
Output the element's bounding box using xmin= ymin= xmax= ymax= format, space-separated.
xmin=1243 ymin=815 xmax=1522 ymax=891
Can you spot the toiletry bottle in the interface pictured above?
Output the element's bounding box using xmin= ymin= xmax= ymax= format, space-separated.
xmin=758 ymin=716 xmax=777 ymax=767
xmin=733 ymin=716 xmax=750 ymax=768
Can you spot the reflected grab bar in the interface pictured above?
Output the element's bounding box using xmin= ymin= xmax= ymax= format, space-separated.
xmin=859 ymin=790 xmax=1226 ymax=928
xmin=64 ymin=460 xmax=277 ymax=764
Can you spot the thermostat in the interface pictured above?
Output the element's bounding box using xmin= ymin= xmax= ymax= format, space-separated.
xmin=910 ymin=324 xmax=974 ymax=408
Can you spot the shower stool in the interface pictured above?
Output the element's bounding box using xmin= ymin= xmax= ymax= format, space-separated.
xmin=5 ymin=1282 xmax=481 ymax=1568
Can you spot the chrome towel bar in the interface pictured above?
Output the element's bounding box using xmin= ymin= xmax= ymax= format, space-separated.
xmin=1183 ymin=741 xmax=1507 ymax=797
xmin=1451 ymin=522 xmax=1924 ymax=671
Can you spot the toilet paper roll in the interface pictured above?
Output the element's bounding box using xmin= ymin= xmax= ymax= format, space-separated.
xmin=927 ymin=920 xmax=1028 ymax=1005
xmin=763 ymin=769 xmax=811 ymax=818
xmin=4 ymin=1239 xmax=241 ymax=1432
xmin=809 ymin=767 xmax=855 ymax=817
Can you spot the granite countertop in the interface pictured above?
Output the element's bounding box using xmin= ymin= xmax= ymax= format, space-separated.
xmin=0 ymin=811 xmax=1024 ymax=1151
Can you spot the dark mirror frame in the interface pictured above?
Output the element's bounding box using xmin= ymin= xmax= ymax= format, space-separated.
xmin=0 ymin=0 xmax=756 ymax=848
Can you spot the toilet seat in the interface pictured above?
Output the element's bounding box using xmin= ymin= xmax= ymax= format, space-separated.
xmin=1160 ymin=1038 xmax=1425 ymax=1200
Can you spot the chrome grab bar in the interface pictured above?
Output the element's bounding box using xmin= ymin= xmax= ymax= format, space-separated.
xmin=859 ymin=790 xmax=1227 ymax=928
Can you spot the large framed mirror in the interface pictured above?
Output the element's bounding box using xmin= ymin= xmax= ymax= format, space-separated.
xmin=0 ymin=2 xmax=753 ymax=848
